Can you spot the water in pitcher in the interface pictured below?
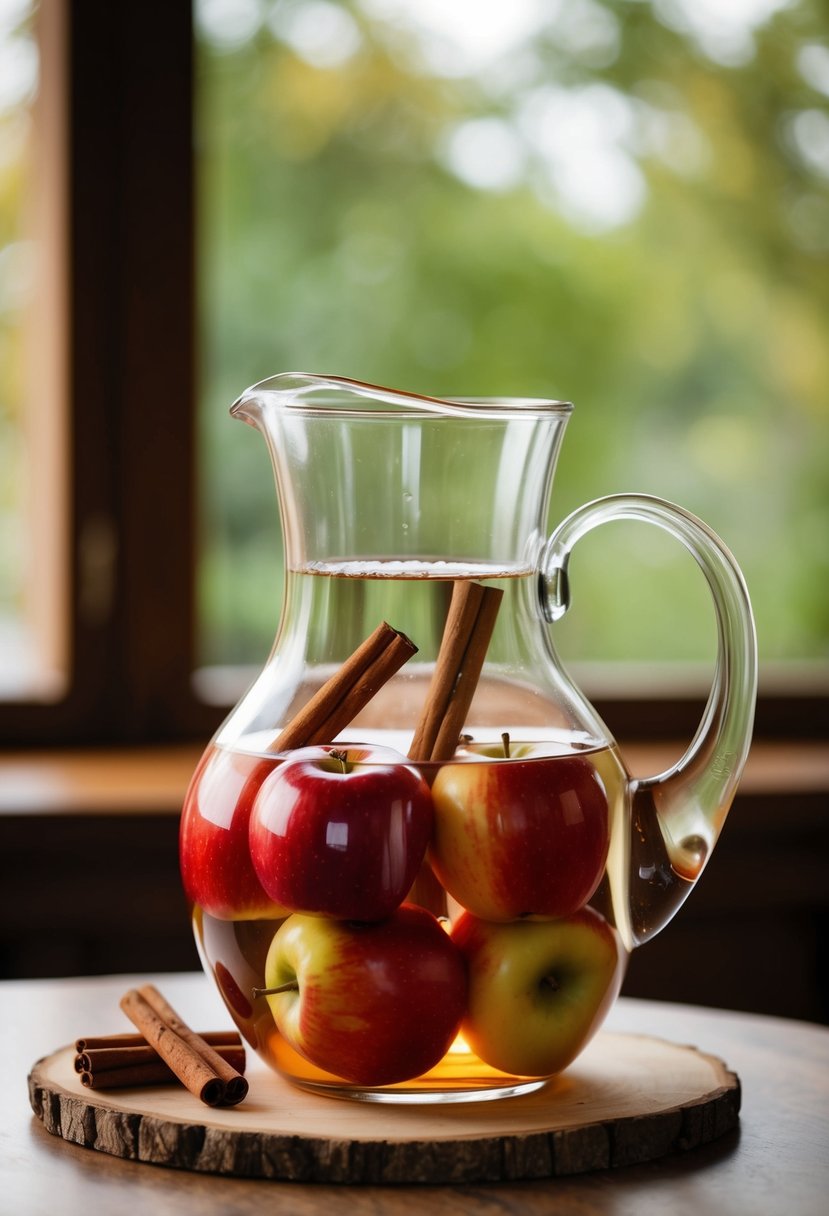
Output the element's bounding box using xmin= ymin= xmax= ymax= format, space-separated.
xmin=188 ymin=733 xmax=630 ymax=1099
xmin=185 ymin=558 xmax=632 ymax=1098
xmin=266 ymin=560 xmax=603 ymax=742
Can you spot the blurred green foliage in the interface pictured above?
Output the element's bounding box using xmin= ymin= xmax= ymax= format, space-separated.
xmin=192 ymin=0 xmax=827 ymax=671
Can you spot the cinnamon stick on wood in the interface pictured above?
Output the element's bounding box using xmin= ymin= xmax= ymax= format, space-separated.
xmin=75 ymin=1031 xmax=241 ymax=1053
xmin=77 ymin=1042 xmax=243 ymax=1072
xmin=272 ymin=620 xmax=417 ymax=751
xmin=78 ymin=1045 xmax=246 ymax=1091
xmin=80 ymin=1064 xmax=183 ymax=1090
xmin=119 ymin=985 xmax=249 ymax=1107
xmin=409 ymin=581 xmax=503 ymax=763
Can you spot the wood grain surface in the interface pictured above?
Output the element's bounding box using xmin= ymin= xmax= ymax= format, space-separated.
xmin=5 ymin=973 xmax=829 ymax=1215
xmin=27 ymin=1033 xmax=739 ymax=1184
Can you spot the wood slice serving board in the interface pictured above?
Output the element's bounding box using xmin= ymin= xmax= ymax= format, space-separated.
xmin=28 ymin=1032 xmax=739 ymax=1185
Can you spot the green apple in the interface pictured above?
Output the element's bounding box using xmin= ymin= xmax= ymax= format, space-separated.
xmin=451 ymin=906 xmax=624 ymax=1077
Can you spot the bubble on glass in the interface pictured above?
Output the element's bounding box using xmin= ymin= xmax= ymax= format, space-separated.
xmin=678 ymin=835 xmax=708 ymax=869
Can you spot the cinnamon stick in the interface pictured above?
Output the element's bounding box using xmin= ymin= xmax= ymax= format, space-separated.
xmin=77 ymin=1043 xmax=245 ymax=1075
xmin=272 ymin=620 xmax=417 ymax=751
xmin=408 ymin=581 xmax=503 ymax=763
xmin=80 ymin=1064 xmax=180 ymax=1090
xmin=119 ymin=985 xmax=248 ymax=1107
xmin=75 ymin=1031 xmax=241 ymax=1053
xmin=78 ymin=1046 xmax=246 ymax=1091
xmin=406 ymin=581 xmax=502 ymax=915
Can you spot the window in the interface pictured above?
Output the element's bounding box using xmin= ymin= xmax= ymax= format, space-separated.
xmin=0 ymin=1 xmax=209 ymax=744
xmin=0 ymin=0 xmax=68 ymax=702
xmin=194 ymin=0 xmax=829 ymax=742
xmin=0 ymin=0 xmax=826 ymax=747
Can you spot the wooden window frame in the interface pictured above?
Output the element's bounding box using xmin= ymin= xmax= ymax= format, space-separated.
xmin=0 ymin=1 xmax=825 ymax=749
xmin=0 ymin=1 xmax=214 ymax=745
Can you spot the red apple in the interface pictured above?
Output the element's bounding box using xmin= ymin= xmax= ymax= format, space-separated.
xmin=452 ymin=906 xmax=624 ymax=1077
xmin=429 ymin=746 xmax=610 ymax=920
xmin=179 ymin=747 xmax=288 ymax=920
xmin=248 ymin=744 xmax=433 ymax=922
xmin=259 ymin=904 xmax=467 ymax=1086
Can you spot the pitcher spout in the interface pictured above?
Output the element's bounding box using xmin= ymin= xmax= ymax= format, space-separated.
xmin=231 ymin=372 xmax=449 ymax=425
xmin=228 ymin=371 xmax=572 ymax=575
xmin=229 ymin=385 xmax=269 ymax=428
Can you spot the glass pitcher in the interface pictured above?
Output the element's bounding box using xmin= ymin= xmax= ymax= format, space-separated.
xmin=180 ymin=373 xmax=757 ymax=1103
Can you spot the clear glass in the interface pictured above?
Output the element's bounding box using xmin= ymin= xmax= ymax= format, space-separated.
xmin=181 ymin=373 xmax=757 ymax=1102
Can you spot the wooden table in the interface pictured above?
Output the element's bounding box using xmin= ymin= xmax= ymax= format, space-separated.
xmin=6 ymin=972 xmax=828 ymax=1215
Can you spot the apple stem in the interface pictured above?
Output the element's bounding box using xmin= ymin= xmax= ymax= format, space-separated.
xmin=501 ymin=731 xmax=511 ymax=758
xmin=329 ymin=748 xmax=349 ymax=773
xmin=252 ymin=981 xmax=300 ymax=998
xmin=541 ymin=974 xmax=560 ymax=993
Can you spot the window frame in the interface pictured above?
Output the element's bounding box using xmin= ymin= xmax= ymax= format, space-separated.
xmin=0 ymin=0 xmax=825 ymax=749
xmin=0 ymin=0 xmax=216 ymax=746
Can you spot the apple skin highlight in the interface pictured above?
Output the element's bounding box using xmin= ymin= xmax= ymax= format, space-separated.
xmin=248 ymin=745 xmax=434 ymax=923
xmin=430 ymin=753 xmax=610 ymax=922
xmin=263 ymin=904 xmax=468 ymax=1087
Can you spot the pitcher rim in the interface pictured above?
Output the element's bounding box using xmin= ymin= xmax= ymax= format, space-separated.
xmin=231 ymin=372 xmax=573 ymax=419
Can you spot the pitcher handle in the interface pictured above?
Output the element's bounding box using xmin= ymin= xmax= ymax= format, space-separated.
xmin=541 ymin=494 xmax=758 ymax=946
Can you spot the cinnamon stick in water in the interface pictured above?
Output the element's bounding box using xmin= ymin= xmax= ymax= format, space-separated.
xmin=407 ymin=580 xmax=503 ymax=914
xmin=119 ymin=985 xmax=248 ymax=1107
xmin=272 ymin=620 xmax=417 ymax=751
xmin=409 ymin=581 xmax=503 ymax=763
xmin=431 ymin=586 xmax=503 ymax=761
